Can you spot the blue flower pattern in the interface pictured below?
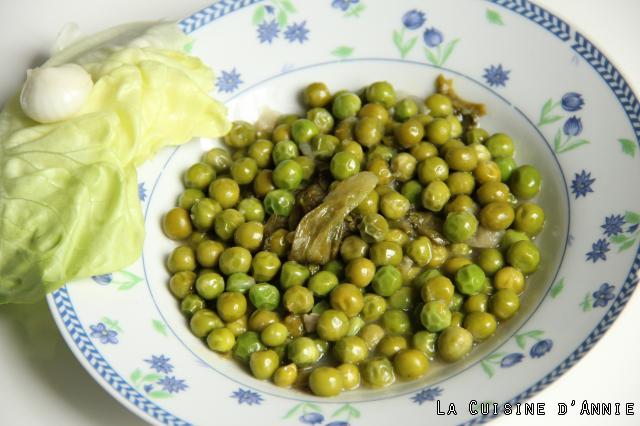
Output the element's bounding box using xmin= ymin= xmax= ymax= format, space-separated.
xmin=138 ymin=182 xmax=147 ymax=202
xmin=299 ymin=412 xmax=324 ymax=424
xmin=483 ymin=64 xmax=510 ymax=87
xmin=586 ymin=238 xmax=610 ymax=263
xmin=284 ymin=21 xmax=310 ymax=44
xmin=231 ymin=388 xmax=263 ymax=405
xmin=157 ymin=376 xmax=188 ymax=394
xmin=402 ymin=10 xmax=426 ymax=30
xmin=216 ymin=68 xmax=243 ymax=93
xmin=592 ymin=283 xmax=615 ymax=307
xmin=563 ymin=116 xmax=583 ymax=136
xmin=331 ymin=0 xmax=358 ymax=12
xmin=92 ymin=273 xmax=113 ymax=285
xmin=529 ymin=339 xmax=553 ymax=358
xmin=411 ymin=386 xmax=443 ymax=404
xmin=257 ymin=19 xmax=279 ymax=44
xmin=561 ymin=92 xmax=585 ymax=112
xmin=423 ymin=27 xmax=443 ymax=47
xmin=570 ymin=170 xmax=595 ymax=199
xmin=500 ymin=353 xmax=525 ymax=367
xmin=145 ymin=355 xmax=174 ymax=374
xmin=90 ymin=323 xmax=118 ymax=344
xmin=601 ymin=214 xmax=625 ymax=237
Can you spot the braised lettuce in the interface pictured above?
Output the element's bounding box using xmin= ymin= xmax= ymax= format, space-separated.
xmin=0 ymin=23 xmax=230 ymax=303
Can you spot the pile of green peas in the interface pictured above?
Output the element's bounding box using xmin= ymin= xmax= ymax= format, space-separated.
xmin=162 ymin=79 xmax=545 ymax=397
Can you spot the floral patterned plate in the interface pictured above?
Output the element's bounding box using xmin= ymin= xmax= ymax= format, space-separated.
xmin=47 ymin=1 xmax=640 ymax=425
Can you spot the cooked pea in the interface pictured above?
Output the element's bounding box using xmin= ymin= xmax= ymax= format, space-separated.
xmin=514 ymin=203 xmax=545 ymax=236
xmin=190 ymin=309 xmax=224 ymax=337
xmin=251 ymin=251 xmax=281 ymax=282
xmin=273 ymin=363 xmax=298 ymax=387
xmin=446 ymin=172 xmax=475 ymax=195
xmin=280 ymin=261 xmax=310 ymax=288
xmin=425 ymin=118 xmax=451 ymax=145
xmin=485 ymin=133 xmax=514 ymax=158
xmin=168 ymin=271 xmax=196 ymax=299
xmin=234 ymin=331 xmax=266 ymax=363
xmin=253 ymin=169 xmax=276 ymax=198
xmin=382 ymin=309 xmax=411 ymax=334
xmin=455 ymin=264 xmax=486 ymax=296
xmin=437 ymin=326 xmax=473 ymax=362
xmin=341 ymin=236 xmax=370 ymax=262
xmin=490 ymin=289 xmax=520 ymax=320
xmin=225 ymin=121 xmax=256 ymax=148
xmin=479 ymin=202 xmax=515 ymax=231
xmin=395 ymin=97 xmax=418 ymax=121
xmin=203 ymin=147 xmax=232 ymax=173
xmin=207 ymin=327 xmax=235 ymax=352
xmin=338 ymin=363 xmax=361 ymax=390
xmin=332 ymin=92 xmax=362 ymax=120
xmin=362 ymin=357 xmax=395 ymax=387
xmin=307 ymin=270 xmax=339 ymax=296
xmin=443 ymin=211 xmax=478 ymax=243
xmin=163 ymin=207 xmax=193 ymax=240
xmin=288 ymin=336 xmax=320 ymax=366
xmin=248 ymin=309 xmax=280 ymax=332
xmin=249 ymin=283 xmax=280 ymax=310
xmin=304 ymin=82 xmax=331 ymax=107
xmin=230 ymin=157 xmax=258 ymax=185
xmin=181 ymin=294 xmax=205 ymax=316
xmin=509 ymin=165 xmax=542 ymax=199
xmin=283 ymin=285 xmax=314 ymax=314
xmin=394 ymin=348 xmax=429 ymax=380
xmin=494 ymin=266 xmax=525 ymax=293
xmin=477 ymin=248 xmax=504 ymax=276
xmin=263 ymin=189 xmax=295 ymax=216
xmin=412 ymin=331 xmax=437 ymax=358
xmin=506 ymin=240 xmax=540 ymax=274
xmin=421 ymin=181 xmax=451 ymax=212
xmin=209 ymin=177 xmax=240 ymax=209
xmin=195 ymin=272 xmax=225 ymax=300
xmin=418 ymin=157 xmax=449 ymax=184
xmin=421 ymin=276 xmax=455 ymax=304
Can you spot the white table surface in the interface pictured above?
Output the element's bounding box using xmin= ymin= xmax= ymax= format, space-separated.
xmin=0 ymin=1 xmax=639 ymax=425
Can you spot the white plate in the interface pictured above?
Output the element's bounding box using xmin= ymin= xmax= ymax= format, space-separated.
xmin=48 ymin=1 xmax=640 ymax=425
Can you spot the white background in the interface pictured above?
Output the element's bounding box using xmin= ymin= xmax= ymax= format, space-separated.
xmin=0 ymin=1 xmax=639 ymax=425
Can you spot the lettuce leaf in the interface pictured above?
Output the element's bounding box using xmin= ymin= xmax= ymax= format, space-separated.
xmin=0 ymin=24 xmax=230 ymax=303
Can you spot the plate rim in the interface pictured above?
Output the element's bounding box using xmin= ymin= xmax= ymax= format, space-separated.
xmin=47 ymin=0 xmax=640 ymax=425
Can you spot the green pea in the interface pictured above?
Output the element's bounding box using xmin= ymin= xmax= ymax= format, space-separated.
xmin=184 ymin=162 xmax=215 ymax=190
xmin=389 ymin=286 xmax=416 ymax=311
xmin=377 ymin=334 xmax=408 ymax=358
xmin=230 ymin=157 xmax=258 ymax=185
xmin=309 ymin=366 xmax=343 ymax=397
xmin=366 ymin=81 xmax=397 ymax=107
xmin=514 ymin=203 xmax=545 ymax=236
xmin=203 ymin=147 xmax=232 ymax=173
xmin=477 ymin=248 xmax=504 ymax=276
xmin=178 ymin=188 xmax=205 ymax=210
xmin=370 ymin=241 xmax=403 ymax=266
xmin=225 ymin=121 xmax=256 ymax=148
xmin=291 ymin=118 xmax=320 ymax=144
xmin=206 ymin=327 xmax=236 ymax=352
xmin=455 ymin=264 xmax=486 ymax=296
xmin=347 ymin=316 xmax=366 ymax=336
xmin=304 ymin=82 xmax=332 ymax=108
xmin=234 ymin=331 xmax=266 ymax=363
xmin=308 ymin=271 xmax=339 ymax=296
xmin=464 ymin=311 xmax=497 ymax=341
xmin=332 ymin=92 xmax=362 ymax=120
xmin=490 ymin=289 xmax=521 ymax=320
xmin=420 ymin=300 xmax=452 ymax=332
xmin=216 ymin=292 xmax=248 ymax=322
xmin=425 ymin=93 xmax=453 ymax=118
xmin=412 ymin=331 xmax=437 ymax=358
xmin=310 ymin=134 xmax=339 ymax=159
xmin=421 ymin=181 xmax=451 ymax=212
xmin=272 ymin=159 xmax=303 ymax=190
xmin=180 ymin=294 xmax=205 ymax=317
xmin=294 ymin=156 xmax=315 ymax=180
xmin=330 ymin=151 xmax=360 ymax=180
xmin=218 ymin=246 xmax=252 ymax=275
xmin=323 ymin=259 xmax=345 ymax=280
xmin=509 ymin=165 xmax=541 ymax=199
xmin=238 ymin=197 xmax=265 ymax=222
xmin=501 ymin=229 xmax=530 ymax=251
xmin=394 ymin=98 xmax=419 ymax=121
xmin=443 ymin=211 xmax=478 ymax=242
xmin=195 ymin=272 xmax=225 ymax=300
xmin=287 ymin=336 xmax=320 ymax=366
xmin=248 ymin=139 xmax=274 ymax=168
xmin=401 ymin=180 xmax=423 ymax=205
xmin=169 ymin=271 xmax=195 ymax=299
xmin=307 ymin=107 xmax=335 ymax=134
xmin=506 ymin=240 xmax=540 ymax=274
xmin=382 ymin=309 xmax=411 ymax=334
xmin=283 ymin=285 xmax=314 ymax=314
xmin=272 ymin=140 xmax=299 ymax=164
xmin=214 ymin=209 xmax=245 ymax=241
xmin=249 ymin=349 xmax=280 ymax=380
xmin=362 ymin=357 xmax=395 ymax=387
xmin=372 ymin=265 xmax=402 ymax=296
xmin=359 ymin=213 xmax=389 ymax=243
xmin=317 ymin=309 xmax=349 ymax=341
xmin=465 ymin=128 xmax=489 ymax=145
xmin=485 ymin=133 xmax=515 ymax=158
xmin=251 ymin=251 xmax=281 ymax=282
xmin=437 ymin=326 xmax=473 ymax=362
xmin=394 ymin=348 xmax=429 ymax=379
xmin=249 ymin=283 xmax=280 ymax=310
xmin=263 ymin=189 xmax=295 ymax=216
xmin=425 ymin=118 xmax=451 ymax=145
xmin=362 ymin=294 xmax=387 ymax=322
xmin=190 ymin=309 xmax=224 ymax=337
xmin=261 ymin=322 xmax=289 ymax=347
xmin=495 ymin=156 xmax=517 ymax=182
xmin=280 ymin=261 xmax=310 ymax=288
